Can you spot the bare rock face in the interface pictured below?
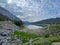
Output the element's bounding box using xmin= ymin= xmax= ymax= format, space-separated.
xmin=0 ymin=21 xmax=21 ymax=45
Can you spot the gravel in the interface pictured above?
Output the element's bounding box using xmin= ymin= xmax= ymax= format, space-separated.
xmin=0 ymin=21 xmax=22 ymax=45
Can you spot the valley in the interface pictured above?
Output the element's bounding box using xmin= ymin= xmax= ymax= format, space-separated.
xmin=0 ymin=21 xmax=60 ymax=45
xmin=0 ymin=5 xmax=60 ymax=45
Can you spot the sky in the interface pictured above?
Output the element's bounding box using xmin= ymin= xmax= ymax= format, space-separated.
xmin=0 ymin=0 xmax=60 ymax=22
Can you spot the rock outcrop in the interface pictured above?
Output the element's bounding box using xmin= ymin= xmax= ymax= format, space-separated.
xmin=0 ymin=21 xmax=21 ymax=45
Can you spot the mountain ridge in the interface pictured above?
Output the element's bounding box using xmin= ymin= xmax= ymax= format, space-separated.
xmin=31 ymin=18 xmax=60 ymax=26
xmin=0 ymin=6 xmax=24 ymax=27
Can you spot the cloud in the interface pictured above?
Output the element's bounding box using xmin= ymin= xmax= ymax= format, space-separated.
xmin=0 ymin=0 xmax=60 ymax=22
xmin=7 ymin=0 xmax=13 ymax=4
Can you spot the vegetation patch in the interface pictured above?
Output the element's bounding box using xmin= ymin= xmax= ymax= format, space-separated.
xmin=31 ymin=36 xmax=60 ymax=45
xmin=10 ymin=30 xmax=39 ymax=43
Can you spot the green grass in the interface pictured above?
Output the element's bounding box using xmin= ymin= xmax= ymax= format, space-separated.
xmin=30 ymin=36 xmax=60 ymax=45
xmin=43 ymin=24 xmax=60 ymax=37
xmin=32 ymin=40 xmax=52 ymax=45
xmin=10 ymin=30 xmax=39 ymax=43
xmin=12 ymin=30 xmax=60 ymax=45
xmin=9 ymin=24 xmax=60 ymax=45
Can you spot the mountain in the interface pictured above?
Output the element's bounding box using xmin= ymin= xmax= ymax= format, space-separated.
xmin=31 ymin=18 xmax=60 ymax=26
xmin=0 ymin=6 xmax=24 ymax=27
xmin=0 ymin=13 xmax=10 ymax=21
xmin=23 ymin=21 xmax=31 ymax=26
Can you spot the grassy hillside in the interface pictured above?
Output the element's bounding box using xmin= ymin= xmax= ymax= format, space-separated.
xmin=10 ymin=30 xmax=39 ymax=43
xmin=30 ymin=36 xmax=60 ymax=45
xmin=9 ymin=24 xmax=60 ymax=45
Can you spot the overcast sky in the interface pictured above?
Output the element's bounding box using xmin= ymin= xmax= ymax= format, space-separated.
xmin=0 ymin=0 xmax=60 ymax=22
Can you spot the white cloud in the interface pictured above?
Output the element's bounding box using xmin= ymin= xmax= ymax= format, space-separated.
xmin=7 ymin=0 xmax=13 ymax=4
xmin=0 ymin=0 xmax=60 ymax=22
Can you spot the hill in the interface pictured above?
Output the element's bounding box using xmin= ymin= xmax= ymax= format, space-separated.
xmin=31 ymin=18 xmax=60 ymax=26
xmin=0 ymin=6 xmax=24 ymax=27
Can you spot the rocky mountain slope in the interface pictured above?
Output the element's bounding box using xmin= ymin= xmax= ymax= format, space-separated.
xmin=0 ymin=6 xmax=23 ymax=27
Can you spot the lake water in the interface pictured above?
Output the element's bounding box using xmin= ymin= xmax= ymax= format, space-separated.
xmin=25 ymin=25 xmax=43 ymax=29
xmin=23 ymin=22 xmax=43 ymax=29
